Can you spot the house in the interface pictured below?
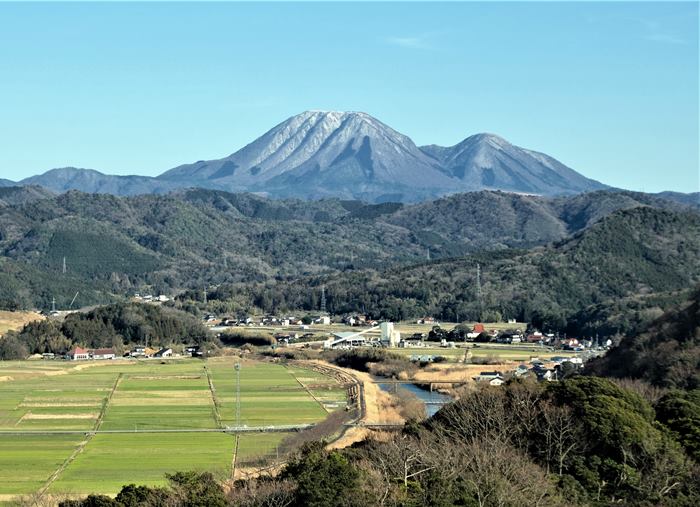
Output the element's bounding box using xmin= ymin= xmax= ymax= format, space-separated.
xmin=473 ymin=371 xmax=504 ymax=383
xmin=314 ymin=316 xmax=331 ymax=325
xmin=91 ymin=348 xmax=116 ymax=360
xmin=513 ymin=364 xmax=530 ymax=377
xmin=472 ymin=323 xmax=485 ymax=334
xmin=128 ymin=346 xmax=146 ymax=357
xmin=536 ymin=369 xmax=558 ymax=382
xmin=526 ymin=332 xmax=544 ymax=343
xmin=185 ymin=346 xmax=202 ymax=357
xmin=155 ymin=348 xmax=173 ymax=358
xmin=560 ymin=338 xmax=580 ymax=350
xmin=67 ymin=347 xmax=90 ymax=361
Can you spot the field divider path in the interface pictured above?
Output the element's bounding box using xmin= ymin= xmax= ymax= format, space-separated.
xmin=204 ymin=367 xmax=223 ymax=428
xmin=38 ymin=373 xmax=123 ymax=496
xmin=284 ymin=365 xmax=330 ymax=414
xmin=231 ymin=434 xmax=240 ymax=479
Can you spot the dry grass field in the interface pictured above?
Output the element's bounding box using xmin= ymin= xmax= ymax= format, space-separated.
xmin=0 ymin=310 xmax=44 ymax=336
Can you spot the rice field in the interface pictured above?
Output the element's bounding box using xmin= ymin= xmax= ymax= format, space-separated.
xmin=0 ymin=357 xmax=346 ymax=497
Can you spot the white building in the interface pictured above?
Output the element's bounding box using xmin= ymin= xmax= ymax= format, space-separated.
xmin=380 ymin=322 xmax=401 ymax=348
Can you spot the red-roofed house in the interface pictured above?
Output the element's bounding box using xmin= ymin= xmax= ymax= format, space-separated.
xmin=473 ymin=323 xmax=485 ymax=333
xmin=67 ymin=347 xmax=90 ymax=361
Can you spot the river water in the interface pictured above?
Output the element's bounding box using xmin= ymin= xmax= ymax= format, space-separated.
xmin=375 ymin=381 xmax=454 ymax=417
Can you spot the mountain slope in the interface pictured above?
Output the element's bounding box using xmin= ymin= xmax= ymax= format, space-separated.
xmin=0 ymin=179 xmax=16 ymax=187
xmin=159 ymin=111 xmax=454 ymax=202
xmin=20 ymin=168 xmax=181 ymax=196
xmin=1 ymin=188 xmax=688 ymax=310
xmin=586 ymin=288 xmax=700 ymax=389
xmin=0 ymin=186 xmax=54 ymax=207
xmin=232 ymin=206 xmax=700 ymax=329
xmin=421 ymin=133 xmax=607 ymax=195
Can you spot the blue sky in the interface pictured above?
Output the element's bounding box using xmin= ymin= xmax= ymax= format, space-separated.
xmin=0 ymin=1 xmax=697 ymax=192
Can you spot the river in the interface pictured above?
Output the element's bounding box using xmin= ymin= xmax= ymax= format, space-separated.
xmin=375 ymin=380 xmax=454 ymax=417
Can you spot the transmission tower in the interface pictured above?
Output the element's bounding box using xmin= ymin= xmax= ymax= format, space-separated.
xmin=426 ymin=247 xmax=430 ymax=261
xmin=62 ymin=257 xmax=66 ymax=274
xmin=476 ymin=264 xmax=483 ymax=320
xmin=234 ymin=363 xmax=241 ymax=428
xmin=203 ymin=287 xmax=207 ymax=304
xmin=51 ymin=297 xmax=56 ymax=313
xmin=320 ymin=286 xmax=327 ymax=314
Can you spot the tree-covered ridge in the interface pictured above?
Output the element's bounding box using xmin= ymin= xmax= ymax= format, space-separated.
xmin=586 ymin=288 xmax=700 ymax=390
xmin=0 ymin=188 xmax=696 ymax=311
xmin=208 ymin=206 xmax=700 ymax=336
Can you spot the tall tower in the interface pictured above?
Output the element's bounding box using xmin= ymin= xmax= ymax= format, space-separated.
xmin=320 ymin=286 xmax=327 ymax=314
xmin=62 ymin=257 xmax=66 ymax=274
xmin=476 ymin=264 xmax=483 ymax=320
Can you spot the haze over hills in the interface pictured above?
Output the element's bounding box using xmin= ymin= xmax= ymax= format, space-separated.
xmin=5 ymin=111 xmax=614 ymax=202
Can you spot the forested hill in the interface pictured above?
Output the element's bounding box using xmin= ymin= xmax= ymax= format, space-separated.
xmin=217 ymin=206 xmax=700 ymax=336
xmin=0 ymin=188 xmax=696 ymax=311
xmin=586 ymin=288 xmax=700 ymax=389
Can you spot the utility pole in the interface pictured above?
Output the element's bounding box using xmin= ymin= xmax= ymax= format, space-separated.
xmin=234 ymin=363 xmax=241 ymax=428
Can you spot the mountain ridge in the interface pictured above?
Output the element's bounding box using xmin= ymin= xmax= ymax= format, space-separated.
xmin=0 ymin=187 xmax=697 ymax=311
xmin=5 ymin=111 xmax=613 ymax=202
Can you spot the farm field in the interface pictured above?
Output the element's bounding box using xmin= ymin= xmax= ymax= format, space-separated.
xmin=390 ymin=345 xmax=578 ymax=362
xmin=0 ymin=357 xmax=345 ymax=497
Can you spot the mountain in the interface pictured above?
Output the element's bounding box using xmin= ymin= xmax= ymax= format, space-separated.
xmin=6 ymin=111 xmax=692 ymax=203
xmin=159 ymin=111 xmax=455 ymax=202
xmin=19 ymin=167 xmax=180 ymax=196
xmin=420 ymin=133 xmax=607 ymax=195
xmin=0 ymin=179 xmax=16 ymax=187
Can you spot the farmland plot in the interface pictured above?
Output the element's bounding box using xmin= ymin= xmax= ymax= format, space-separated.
xmin=0 ymin=358 xmax=345 ymax=497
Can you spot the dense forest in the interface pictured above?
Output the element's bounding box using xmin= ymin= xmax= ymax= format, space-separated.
xmin=0 ymin=187 xmax=694 ymax=311
xmin=0 ymin=302 xmax=210 ymax=358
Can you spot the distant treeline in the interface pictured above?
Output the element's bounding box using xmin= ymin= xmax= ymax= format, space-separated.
xmin=0 ymin=302 xmax=210 ymax=359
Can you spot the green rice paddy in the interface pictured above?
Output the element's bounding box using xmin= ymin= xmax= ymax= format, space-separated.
xmin=0 ymin=357 xmax=346 ymax=497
